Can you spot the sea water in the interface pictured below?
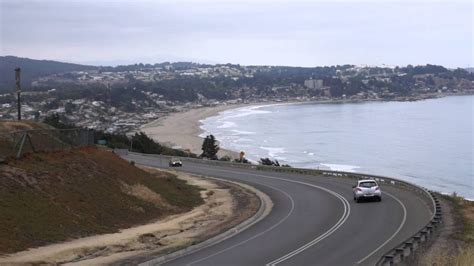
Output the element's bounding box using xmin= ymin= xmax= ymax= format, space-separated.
xmin=200 ymin=95 xmax=474 ymax=199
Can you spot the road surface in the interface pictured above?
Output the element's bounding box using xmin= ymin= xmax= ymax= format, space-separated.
xmin=124 ymin=153 xmax=432 ymax=266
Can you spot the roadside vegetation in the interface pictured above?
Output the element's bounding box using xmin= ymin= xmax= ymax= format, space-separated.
xmin=42 ymin=114 xmax=196 ymax=157
xmin=42 ymin=115 xmax=289 ymax=166
xmin=200 ymin=134 xmax=219 ymax=159
xmin=446 ymin=194 xmax=474 ymax=245
xmin=259 ymin=157 xmax=291 ymax=167
xmin=0 ymin=120 xmax=53 ymax=132
xmin=0 ymin=145 xmax=203 ymax=254
xmin=426 ymin=194 xmax=474 ymax=265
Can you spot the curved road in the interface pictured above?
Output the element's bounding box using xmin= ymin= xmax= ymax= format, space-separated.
xmin=124 ymin=153 xmax=432 ymax=266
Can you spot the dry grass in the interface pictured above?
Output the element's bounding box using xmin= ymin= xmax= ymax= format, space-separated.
xmin=121 ymin=182 xmax=175 ymax=210
xmin=445 ymin=194 xmax=474 ymax=244
xmin=426 ymin=246 xmax=474 ymax=266
xmin=430 ymin=194 xmax=474 ymax=266
xmin=0 ymin=146 xmax=203 ymax=254
xmin=0 ymin=120 xmax=52 ymax=133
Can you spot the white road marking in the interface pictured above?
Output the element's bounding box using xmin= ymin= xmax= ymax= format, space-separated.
xmin=132 ymin=158 xmax=298 ymax=266
xmin=128 ymin=156 xmax=352 ymax=265
xmin=356 ymin=191 xmax=407 ymax=264
xmin=187 ymin=183 xmax=295 ymax=265
xmin=128 ymin=154 xmax=410 ymax=266
xmin=183 ymin=166 xmax=351 ymax=266
xmin=266 ymin=185 xmax=350 ymax=265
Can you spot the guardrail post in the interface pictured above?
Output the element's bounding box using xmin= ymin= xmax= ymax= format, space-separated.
xmin=426 ymin=225 xmax=433 ymax=234
xmin=384 ymin=255 xmax=394 ymax=266
xmin=413 ymin=236 xmax=421 ymax=247
xmin=405 ymin=242 xmax=414 ymax=254
xmin=395 ymin=248 xmax=405 ymax=261
xmin=420 ymin=231 xmax=428 ymax=241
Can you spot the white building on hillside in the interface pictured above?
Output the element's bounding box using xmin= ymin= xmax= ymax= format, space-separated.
xmin=304 ymin=79 xmax=324 ymax=89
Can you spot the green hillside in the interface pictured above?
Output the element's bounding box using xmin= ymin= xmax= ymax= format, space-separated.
xmin=0 ymin=56 xmax=97 ymax=91
xmin=0 ymin=144 xmax=203 ymax=254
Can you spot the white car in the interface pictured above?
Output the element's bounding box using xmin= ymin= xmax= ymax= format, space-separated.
xmin=353 ymin=179 xmax=382 ymax=202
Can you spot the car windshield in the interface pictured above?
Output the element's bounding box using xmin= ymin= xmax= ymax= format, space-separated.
xmin=359 ymin=181 xmax=377 ymax=188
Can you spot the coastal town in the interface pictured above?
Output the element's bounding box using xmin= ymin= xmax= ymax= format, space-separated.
xmin=0 ymin=57 xmax=473 ymax=133
xmin=1 ymin=1 xmax=473 ymax=266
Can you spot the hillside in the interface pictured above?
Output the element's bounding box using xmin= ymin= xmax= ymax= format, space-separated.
xmin=0 ymin=146 xmax=203 ymax=254
xmin=0 ymin=56 xmax=97 ymax=91
xmin=0 ymin=120 xmax=53 ymax=133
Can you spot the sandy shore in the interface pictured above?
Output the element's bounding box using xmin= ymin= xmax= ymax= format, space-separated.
xmin=141 ymin=104 xmax=249 ymax=159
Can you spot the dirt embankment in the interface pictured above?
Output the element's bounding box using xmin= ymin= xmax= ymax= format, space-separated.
xmin=0 ymin=146 xmax=262 ymax=265
xmin=417 ymin=195 xmax=474 ymax=265
xmin=0 ymin=147 xmax=204 ymax=255
xmin=0 ymin=166 xmax=261 ymax=265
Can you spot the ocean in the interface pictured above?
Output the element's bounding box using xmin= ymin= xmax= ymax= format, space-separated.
xmin=200 ymin=95 xmax=474 ymax=199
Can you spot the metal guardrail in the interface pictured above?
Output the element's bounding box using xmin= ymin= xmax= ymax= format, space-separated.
xmin=375 ymin=192 xmax=442 ymax=266
xmin=0 ymin=128 xmax=95 ymax=160
xmin=126 ymin=151 xmax=439 ymax=265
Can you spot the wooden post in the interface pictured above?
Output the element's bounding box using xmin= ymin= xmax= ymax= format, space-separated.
xmin=15 ymin=68 xmax=21 ymax=121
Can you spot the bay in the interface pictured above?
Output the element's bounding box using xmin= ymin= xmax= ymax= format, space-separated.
xmin=201 ymin=95 xmax=474 ymax=199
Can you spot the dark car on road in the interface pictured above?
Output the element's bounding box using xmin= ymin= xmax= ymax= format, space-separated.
xmin=169 ymin=158 xmax=183 ymax=167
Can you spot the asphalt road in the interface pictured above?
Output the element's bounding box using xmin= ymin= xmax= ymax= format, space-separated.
xmin=124 ymin=153 xmax=432 ymax=266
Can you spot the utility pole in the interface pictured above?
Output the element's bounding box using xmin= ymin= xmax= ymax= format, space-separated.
xmin=15 ymin=68 xmax=21 ymax=120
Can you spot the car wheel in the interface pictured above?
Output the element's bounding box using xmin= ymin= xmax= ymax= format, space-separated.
xmin=356 ymin=197 xmax=360 ymax=203
xmin=377 ymin=197 xmax=382 ymax=202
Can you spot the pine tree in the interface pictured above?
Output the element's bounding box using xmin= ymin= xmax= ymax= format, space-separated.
xmin=201 ymin=135 xmax=219 ymax=159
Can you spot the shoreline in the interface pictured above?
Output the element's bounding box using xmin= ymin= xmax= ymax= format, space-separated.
xmin=139 ymin=93 xmax=472 ymax=161
xmin=140 ymin=100 xmax=304 ymax=159
xmin=139 ymin=95 xmax=473 ymax=199
xmin=141 ymin=103 xmax=254 ymax=159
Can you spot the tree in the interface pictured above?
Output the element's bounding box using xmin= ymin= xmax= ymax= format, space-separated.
xmin=219 ymin=155 xmax=232 ymax=161
xmin=131 ymin=132 xmax=163 ymax=154
xmin=259 ymin=157 xmax=280 ymax=166
xmin=201 ymin=135 xmax=219 ymax=159
xmin=43 ymin=114 xmax=75 ymax=129
xmin=259 ymin=157 xmax=291 ymax=167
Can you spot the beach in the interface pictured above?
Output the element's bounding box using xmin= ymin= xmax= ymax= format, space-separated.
xmin=141 ymin=104 xmax=247 ymax=159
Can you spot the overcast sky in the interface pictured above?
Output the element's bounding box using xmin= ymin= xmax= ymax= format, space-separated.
xmin=1 ymin=0 xmax=472 ymax=67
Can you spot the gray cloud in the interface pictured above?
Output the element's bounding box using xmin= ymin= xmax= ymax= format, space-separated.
xmin=1 ymin=0 xmax=472 ymax=67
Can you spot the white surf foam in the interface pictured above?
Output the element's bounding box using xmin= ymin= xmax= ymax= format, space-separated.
xmin=260 ymin=146 xmax=287 ymax=160
xmin=320 ymin=163 xmax=360 ymax=173
xmin=231 ymin=129 xmax=256 ymax=135
xmin=217 ymin=121 xmax=237 ymax=129
xmin=221 ymin=106 xmax=272 ymax=119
